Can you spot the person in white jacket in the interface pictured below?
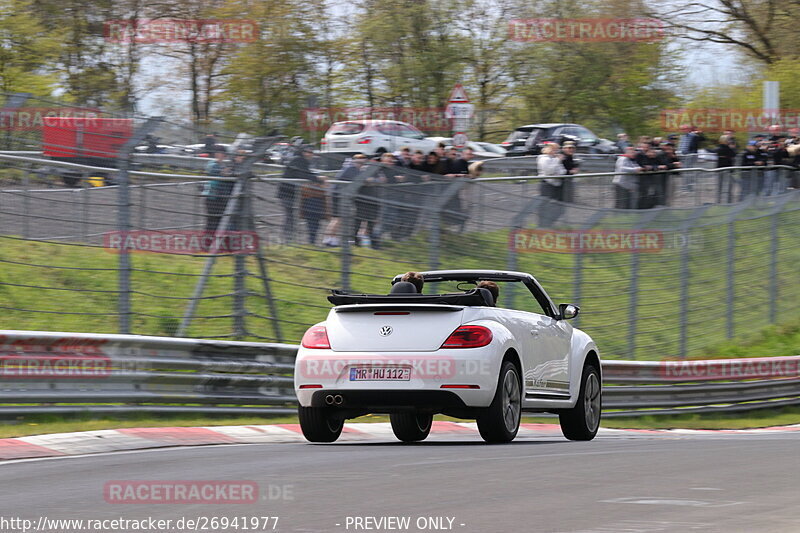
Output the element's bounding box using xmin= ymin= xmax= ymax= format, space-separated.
xmin=537 ymin=143 xmax=568 ymax=227
xmin=613 ymin=146 xmax=643 ymax=209
xmin=537 ymin=143 xmax=567 ymax=200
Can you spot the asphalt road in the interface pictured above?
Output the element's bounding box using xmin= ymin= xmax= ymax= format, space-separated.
xmin=1 ymin=430 xmax=798 ymax=533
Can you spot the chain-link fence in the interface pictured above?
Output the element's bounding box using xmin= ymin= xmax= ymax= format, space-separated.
xmin=2 ymin=149 xmax=798 ymax=360
xmin=1 ymin=93 xmax=798 ymax=360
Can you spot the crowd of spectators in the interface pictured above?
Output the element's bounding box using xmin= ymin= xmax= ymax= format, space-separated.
xmin=211 ymin=123 xmax=800 ymax=246
xmin=277 ymin=142 xmax=484 ymax=247
xmin=610 ymin=124 xmax=800 ymax=208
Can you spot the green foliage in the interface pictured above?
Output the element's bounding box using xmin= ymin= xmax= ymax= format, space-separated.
xmin=0 ymin=0 xmax=60 ymax=94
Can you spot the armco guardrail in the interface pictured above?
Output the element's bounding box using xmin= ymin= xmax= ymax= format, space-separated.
xmin=0 ymin=330 xmax=797 ymax=418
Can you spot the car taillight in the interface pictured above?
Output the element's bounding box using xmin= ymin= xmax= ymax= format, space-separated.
xmin=320 ymin=139 xmax=327 ymax=144
xmin=441 ymin=325 xmax=493 ymax=349
xmin=356 ymin=137 xmax=372 ymax=144
xmin=501 ymin=141 xmax=511 ymax=146
xmin=301 ymin=326 xmax=330 ymax=349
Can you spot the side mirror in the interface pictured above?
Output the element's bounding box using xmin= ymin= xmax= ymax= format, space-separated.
xmin=559 ymin=303 xmax=580 ymax=320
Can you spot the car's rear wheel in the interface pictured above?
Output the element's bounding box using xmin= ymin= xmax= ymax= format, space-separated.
xmin=559 ymin=364 xmax=601 ymax=441
xmin=390 ymin=412 xmax=433 ymax=442
xmin=477 ymin=361 xmax=521 ymax=443
xmin=298 ymin=406 xmax=343 ymax=443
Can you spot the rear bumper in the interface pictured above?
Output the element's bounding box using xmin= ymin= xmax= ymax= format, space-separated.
xmin=309 ymin=389 xmax=470 ymax=412
xmin=294 ymin=347 xmax=501 ymax=408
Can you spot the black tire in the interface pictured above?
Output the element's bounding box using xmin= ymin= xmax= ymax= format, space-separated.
xmin=390 ymin=412 xmax=433 ymax=442
xmin=476 ymin=361 xmax=522 ymax=443
xmin=298 ymin=406 xmax=343 ymax=443
xmin=374 ymin=147 xmax=387 ymax=156
xmin=559 ymin=364 xmax=602 ymax=441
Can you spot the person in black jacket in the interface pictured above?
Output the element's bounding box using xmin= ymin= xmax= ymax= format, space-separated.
xmin=656 ymin=142 xmax=681 ymax=206
xmin=277 ymin=146 xmax=315 ymax=243
xmin=739 ymin=142 xmax=766 ymax=199
xmin=636 ymin=146 xmax=666 ymax=209
xmin=715 ymin=134 xmax=738 ymax=202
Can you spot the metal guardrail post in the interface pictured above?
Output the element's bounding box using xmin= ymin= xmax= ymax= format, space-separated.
xmin=724 ymin=197 xmax=755 ymax=339
xmin=678 ymin=205 xmax=711 ymax=358
xmin=178 ymin=137 xmax=274 ymax=337
xmin=338 ymin=164 xmax=380 ymax=292
xmin=116 ymin=117 xmax=163 ymax=334
xmin=572 ymin=211 xmax=608 ymax=328
xmin=507 ymin=192 xmax=548 ymax=310
xmin=768 ymin=194 xmax=793 ymax=324
xmin=82 ymin=181 xmax=90 ymax=241
xmin=726 ymin=213 xmax=735 ymax=339
xmin=627 ymin=209 xmax=662 ymax=359
xmin=233 ymin=175 xmax=249 ymax=339
xmin=22 ymin=171 xmax=30 ymax=239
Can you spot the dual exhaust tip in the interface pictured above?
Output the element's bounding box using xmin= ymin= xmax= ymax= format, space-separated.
xmin=324 ymin=394 xmax=344 ymax=406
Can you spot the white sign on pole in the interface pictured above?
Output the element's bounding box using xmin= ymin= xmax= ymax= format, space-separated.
xmin=452 ymin=132 xmax=468 ymax=148
xmin=445 ymin=103 xmax=474 ymax=119
xmin=763 ymin=81 xmax=780 ymax=125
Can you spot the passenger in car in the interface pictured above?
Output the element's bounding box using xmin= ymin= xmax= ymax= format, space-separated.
xmin=477 ymin=281 xmax=499 ymax=306
xmin=400 ymin=271 xmax=424 ymax=293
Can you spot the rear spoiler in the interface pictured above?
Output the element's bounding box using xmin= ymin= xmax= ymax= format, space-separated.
xmin=328 ymin=289 xmax=492 ymax=307
xmin=334 ymin=304 xmax=463 ymax=313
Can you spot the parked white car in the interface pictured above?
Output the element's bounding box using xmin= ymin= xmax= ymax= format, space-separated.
xmin=424 ymin=137 xmax=506 ymax=159
xmin=294 ymin=270 xmax=602 ymax=444
xmin=320 ymin=120 xmax=438 ymax=156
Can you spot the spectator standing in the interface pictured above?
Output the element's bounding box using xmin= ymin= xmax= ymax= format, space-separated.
xmin=277 ymin=146 xmax=315 ymax=243
xmin=613 ymin=146 xmax=643 ymax=209
xmin=615 ymin=133 xmax=630 ymax=152
xmin=422 ymin=151 xmax=447 ymax=175
xmin=537 ymin=143 xmax=567 ymax=227
xmin=353 ymin=154 xmax=382 ymax=248
xmin=765 ymin=125 xmax=788 ymax=195
xmin=445 ymin=147 xmax=473 ymax=177
xmin=203 ymin=146 xmax=232 ymax=234
xmin=299 ymin=173 xmax=328 ymax=245
xmin=322 ymin=155 xmax=364 ymax=247
xmin=739 ymin=141 xmax=766 ymax=199
xmin=375 ymin=152 xmax=405 ymax=241
xmin=560 ymin=141 xmax=579 ymax=203
xmin=442 ymin=148 xmax=474 ymax=231
xmin=202 ymin=133 xmax=218 ymax=154
xmin=657 ymin=142 xmax=682 ymax=205
xmin=636 ymin=146 xmax=666 ymax=209
xmin=715 ymin=134 xmax=738 ymax=202
xmin=677 ymin=124 xmax=704 ymax=191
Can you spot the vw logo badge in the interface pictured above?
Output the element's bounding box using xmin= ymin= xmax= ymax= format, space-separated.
xmin=379 ymin=325 xmax=393 ymax=337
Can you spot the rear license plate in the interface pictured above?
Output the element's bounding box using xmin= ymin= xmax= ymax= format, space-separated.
xmin=333 ymin=142 xmax=349 ymax=148
xmin=349 ymin=366 xmax=411 ymax=381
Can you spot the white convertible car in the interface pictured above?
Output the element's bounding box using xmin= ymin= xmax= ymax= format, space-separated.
xmin=294 ymin=270 xmax=601 ymax=443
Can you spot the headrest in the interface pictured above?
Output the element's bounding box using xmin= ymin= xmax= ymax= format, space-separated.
xmin=389 ymin=281 xmax=419 ymax=294
xmin=476 ymin=287 xmax=495 ymax=307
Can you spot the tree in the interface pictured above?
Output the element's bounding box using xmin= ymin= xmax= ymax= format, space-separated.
xmin=218 ymin=0 xmax=316 ymax=135
xmin=0 ymin=0 xmax=60 ymax=95
xmin=647 ymin=0 xmax=797 ymax=65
